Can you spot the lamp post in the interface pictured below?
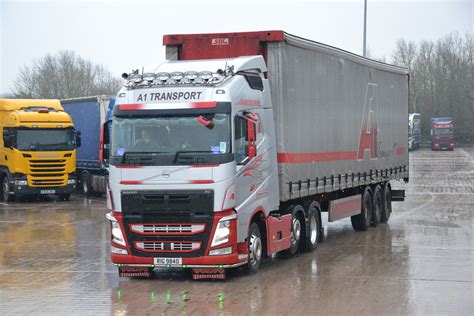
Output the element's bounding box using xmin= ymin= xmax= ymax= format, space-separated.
xmin=363 ymin=0 xmax=367 ymax=57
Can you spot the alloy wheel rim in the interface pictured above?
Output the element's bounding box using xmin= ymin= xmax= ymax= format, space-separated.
xmin=291 ymin=218 xmax=301 ymax=245
xmin=249 ymin=234 xmax=262 ymax=265
xmin=309 ymin=215 xmax=318 ymax=244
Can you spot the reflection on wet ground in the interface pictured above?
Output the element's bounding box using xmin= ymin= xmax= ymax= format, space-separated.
xmin=1 ymin=147 xmax=473 ymax=314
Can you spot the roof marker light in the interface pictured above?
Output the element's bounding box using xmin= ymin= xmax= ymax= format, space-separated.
xmin=129 ymin=73 xmax=143 ymax=84
xmin=143 ymin=73 xmax=156 ymax=82
xmin=170 ymin=72 xmax=184 ymax=82
xmin=156 ymin=72 xmax=170 ymax=83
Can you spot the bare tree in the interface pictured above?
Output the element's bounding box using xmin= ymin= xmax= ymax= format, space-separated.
xmin=12 ymin=50 xmax=121 ymax=99
xmin=392 ymin=33 xmax=474 ymax=142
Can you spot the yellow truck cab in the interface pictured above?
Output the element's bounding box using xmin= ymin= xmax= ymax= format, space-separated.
xmin=0 ymin=99 xmax=80 ymax=201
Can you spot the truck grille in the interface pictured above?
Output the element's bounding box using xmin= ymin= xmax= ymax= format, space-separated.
xmin=122 ymin=190 xmax=214 ymax=258
xmin=135 ymin=241 xmax=201 ymax=252
xmin=28 ymin=159 xmax=67 ymax=187
xmin=130 ymin=224 xmax=206 ymax=235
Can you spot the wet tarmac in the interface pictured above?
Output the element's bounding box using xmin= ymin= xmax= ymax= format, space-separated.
xmin=1 ymin=147 xmax=473 ymax=315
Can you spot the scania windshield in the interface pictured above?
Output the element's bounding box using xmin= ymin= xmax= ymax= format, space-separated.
xmin=110 ymin=113 xmax=232 ymax=166
xmin=13 ymin=128 xmax=76 ymax=151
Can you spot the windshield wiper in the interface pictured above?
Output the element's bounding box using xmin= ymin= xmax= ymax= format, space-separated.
xmin=121 ymin=151 xmax=170 ymax=164
xmin=173 ymin=151 xmax=214 ymax=163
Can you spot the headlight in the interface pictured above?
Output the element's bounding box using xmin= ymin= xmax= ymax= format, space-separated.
xmin=211 ymin=213 xmax=236 ymax=247
xmin=68 ymin=179 xmax=76 ymax=184
xmin=107 ymin=213 xmax=126 ymax=246
xmin=14 ymin=180 xmax=27 ymax=186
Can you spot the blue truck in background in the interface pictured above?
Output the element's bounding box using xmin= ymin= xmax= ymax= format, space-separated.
xmin=61 ymin=96 xmax=114 ymax=195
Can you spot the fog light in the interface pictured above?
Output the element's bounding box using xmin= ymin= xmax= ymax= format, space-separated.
xmin=14 ymin=180 xmax=27 ymax=186
xmin=111 ymin=245 xmax=128 ymax=255
xmin=209 ymin=247 xmax=232 ymax=256
xmin=68 ymin=179 xmax=76 ymax=184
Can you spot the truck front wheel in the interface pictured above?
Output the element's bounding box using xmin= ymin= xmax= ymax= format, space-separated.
xmin=2 ymin=176 xmax=15 ymax=202
xmin=247 ymin=222 xmax=262 ymax=274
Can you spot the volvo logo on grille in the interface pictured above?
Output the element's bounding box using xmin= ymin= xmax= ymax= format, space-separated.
xmin=122 ymin=191 xmax=138 ymax=195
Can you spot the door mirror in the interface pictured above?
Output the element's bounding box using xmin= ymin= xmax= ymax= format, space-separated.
xmin=3 ymin=128 xmax=15 ymax=148
xmin=247 ymin=116 xmax=256 ymax=161
xmin=75 ymin=130 xmax=82 ymax=148
xmin=100 ymin=121 xmax=111 ymax=166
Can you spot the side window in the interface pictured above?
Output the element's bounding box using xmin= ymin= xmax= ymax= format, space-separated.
xmin=234 ymin=113 xmax=257 ymax=165
xmin=234 ymin=115 xmax=248 ymax=165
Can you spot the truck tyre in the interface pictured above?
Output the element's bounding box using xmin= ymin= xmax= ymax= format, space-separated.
xmin=351 ymin=187 xmax=372 ymax=231
xmin=372 ymin=185 xmax=383 ymax=227
xmin=247 ymin=222 xmax=262 ymax=274
xmin=303 ymin=202 xmax=322 ymax=252
xmin=81 ymin=171 xmax=92 ymax=196
xmin=2 ymin=175 xmax=15 ymax=202
xmin=278 ymin=205 xmax=304 ymax=258
xmin=381 ymin=183 xmax=392 ymax=223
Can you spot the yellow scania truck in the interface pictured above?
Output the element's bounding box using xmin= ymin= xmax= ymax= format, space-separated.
xmin=0 ymin=99 xmax=80 ymax=201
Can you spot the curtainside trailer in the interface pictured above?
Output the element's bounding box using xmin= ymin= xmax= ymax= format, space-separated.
xmin=106 ymin=31 xmax=409 ymax=279
xmin=62 ymin=96 xmax=114 ymax=195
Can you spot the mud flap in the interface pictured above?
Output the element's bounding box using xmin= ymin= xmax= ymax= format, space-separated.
xmin=118 ymin=266 xmax=153 ymax=277
xmin=192 ymin=268 xmax=226 ymax=280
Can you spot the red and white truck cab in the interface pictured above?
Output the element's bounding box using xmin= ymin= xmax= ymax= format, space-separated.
xmin=106 ymin=31 xmax=408 ymax=279
xmin=107 ymin=56 xmax=282 ymax=278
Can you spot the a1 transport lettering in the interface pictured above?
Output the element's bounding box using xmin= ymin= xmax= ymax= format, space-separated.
xmin=136 ymin=91 xmax=203 ymax=102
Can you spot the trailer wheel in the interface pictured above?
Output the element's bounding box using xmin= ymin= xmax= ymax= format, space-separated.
xmin=381 ymin=183 xmax=392 ymax=223
xmin=2 ymin=175 xmax=15 ymax=202
xmin=351 ymin=187 xmax=372 ymax=231
xmin=81 ymin=171 xmax=92 ymax=196
xmin=247 ymin=222 xmax=262 ymax=274
xmin=372 ymin=185 xmax=383 ymax=226
xmin=278 ymin=205 xmax=304 ymax=258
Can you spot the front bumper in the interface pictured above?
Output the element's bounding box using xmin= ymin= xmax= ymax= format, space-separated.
xmin=12 ymin=183 xmax=76 ymax=196
xmin=108 ymin=209 xmax=247 ymax=269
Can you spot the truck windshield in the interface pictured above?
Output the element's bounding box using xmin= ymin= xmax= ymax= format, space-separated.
xmin=16 ymin=128 xmax=76 ymax=151
xmin=110 ymin=113 xmax=231 ymax=165
xmin=434 ymin=128 xmax=453 ymax=136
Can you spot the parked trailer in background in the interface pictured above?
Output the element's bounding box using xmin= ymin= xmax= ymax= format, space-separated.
xmin=106 ymin=31 xmax=409 ymax=279
xmin=408 ymin=113 xmax=421 ymax=150
xmin=62 ymin=96 xmax=114 ymax=195
xmin=431 ymin=117 xmax=455 ymax=151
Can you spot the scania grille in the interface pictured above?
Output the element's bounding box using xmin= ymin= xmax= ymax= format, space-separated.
xmin=135 ymin=241 xmax=201 ymax=253
xmin=130 ymin=224 xmax=206 ymax=235
xmin=121 ymin=190 xmax=214 ymax=258
xmin=28 ymin=159 xmax=67 ymax=186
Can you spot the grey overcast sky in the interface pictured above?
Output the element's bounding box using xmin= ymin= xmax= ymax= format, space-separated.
xmin=0 ymin=0 xmax=472 ymax=94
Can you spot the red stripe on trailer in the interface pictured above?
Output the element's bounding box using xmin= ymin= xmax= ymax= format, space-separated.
xmin=119 ymin=103 xmax=143 ymax=110
xmin=120 ymin=180 xmax=143 ymax=185
xmin=190 ymin=180 xmax=214 ymax=184
xmin=277 ymin=151 xmax=358 ymax=164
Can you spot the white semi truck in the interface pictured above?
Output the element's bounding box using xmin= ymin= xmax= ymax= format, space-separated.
xmin=106 ymin=31 xmax=409 ymax=279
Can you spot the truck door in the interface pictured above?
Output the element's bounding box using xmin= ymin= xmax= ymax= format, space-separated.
xmin=234 ymin=112 xmax=259 ymax=208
